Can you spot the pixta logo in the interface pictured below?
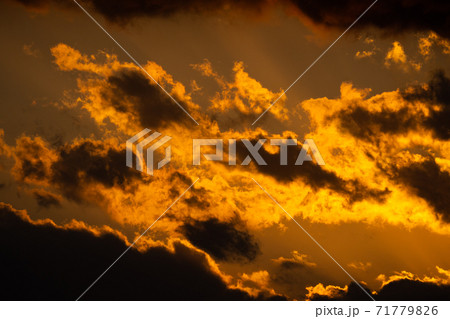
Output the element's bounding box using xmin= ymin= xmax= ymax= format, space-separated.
xmin=126 ymin=129 xmax=172 ymax=175
xmin=192 ymin=138 xmax=325 ymax=166
xmin=126 ymin=129 xmax=325 ymax=175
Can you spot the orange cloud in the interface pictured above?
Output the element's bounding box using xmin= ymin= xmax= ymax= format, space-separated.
xmin=384 ymin=41 xmax=421 ymax=72
xmin=192 ymin=59 xmax=289 ymax=123
xmin=306 ymin=283 xmax=348 ymax=301
xmin=419 ymin=32 xmax=450 ymax=58
xmin=4 ymin=44 xmax=450 ymax=249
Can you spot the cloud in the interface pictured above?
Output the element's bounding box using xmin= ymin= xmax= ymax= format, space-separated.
xmin=31 ymin=189 xmax=62 ymax=207
xmin=9 ymin=0 xmax=450 ymax=39
xmin=307 ymin=267 xmax=450 ymax=300
xmin=51 ymin=43 xmax=200 ymax=134
xmin=307 ymin=282 xmax=375 ymax=300
xmin=178 ymin=215 xmax=261 ymax=263
xmin=377 ymin=279 xmax=450 ymax=300
xmin=0 ymin=202 xmax=263 ymax=300
xmin=402 ymin=70 xmax=450 ymax=140
xmin=267 ymin=251 xmax=335 ymax=300
xmin=236 ymin=270 xmax=288 ymax=300
xmin=348 ymin=261 xmax=372 ymax=271
xmin=11 ymin=135 xmax=58 ymax=185
xmin=336 ymin=70 xmax=450 ymax=142
xmin=384 ymin=41 xmax=421 ymax=72
xmin=418 ymin=32 xmax=450 ymax=58
xmin=355 ymin=50 xmax=375 ymax=59
xmin=289 ymin=0 xmax=450 ymax=39
xmin=306 ymin=282 xmax=376 ymax=301
xmin=103 ymin=69 xmax=193 ymax=129
xmin=5 ymin=43 xmax=450 ymax=241
xmin=306 ymin=283 xmax=351 ymax=301
xmin=47 ymin=44 xmax=449 ymax=233
xmin=297 ymin=76 xmax=450 ymax=232
xmin=0 ymin=129 xmax=12 ymax=159
xmin=234 ymin=139 xmax=390 ymax=203
xmin=11 ymin=136 xmax=141 ymax=202
xmin=192 ymin=60 xmax=288 ymax=128
xmin=388 ymin=158 xmax=450 ymax=223
xmin=337 ymin=105 xmax=420 ymax=141
xmin=355 ymin=37 xmax=378 ymax=59
xmin=272 ymin=251 xmax=317 ymax=269
xmin=51 ymin=140 xmax=142 ymax=198
xmin=22 ymin=43 xmax=39 ymax=57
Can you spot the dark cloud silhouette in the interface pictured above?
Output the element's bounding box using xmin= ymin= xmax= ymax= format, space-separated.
xmin=389 ymin=158 xmax=450 ymax=223
xmin=290 ymin=0 xmax=450 ymax=39
xmin=19 ymin=158 xmax=47 ymax=180
xmin=13 ymin=138 xmax=49 ymax=182
xmin=50 ymin=140 xmax=141 ymax=201
xmin=8 ymin=0 xmax=450 ymax=38
xmin=178 ymin=216 xmax=261 ymax=263
xmin=269 ymin=253 xmax=320 ymax=299
xmin=12 ymin=137 xmax=143 ymax=204
xmin=234 ymin=140 xmax=389 ymax=203
xmin=337 ymin=106 xmax=419 ymax=141
xmin=32 ymin=189 xmax=61 ymax=207
xmin=308 ymin=280 xmax=450 ymax=301
xmin=376 ymin=279 xmax=450 ymax=301
xmin=338 ymin=71 xmax=450 ymax=141
xmin=0 ymin=203 xmax=262 ymax=300
xmin=403 ymin=70 xmax=450 ymax=140
xmin=103 ymin=69 xmax=192 ymax=128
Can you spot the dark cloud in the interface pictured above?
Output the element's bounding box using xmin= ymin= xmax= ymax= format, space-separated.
xmin=19 ymin=158 xmax=47 ymax=180
xmin=167 ymin=172 xmax=211 ymax=209
xmin=277 ymin=260 xmax=306 ymax=270
xmin=50 ymin=140 xmax=141 ymax=201
xmin=290 ymin=0 xmax=450 ymax=39
xmin=234 ymin=140 xmax=389 ymax=203
xmin=338 ymin=70 xmax=450 ymax=141
xmin=389 ymin=158 xmax=450 ymax=223
xmin=337 ymin=105 xmax=419 ymax=142
xmin=8 ymin=0 xmax=450 ymax=38
xmin=169 ymin=171 xmax=194 ymax=185
xmin=308 ymin=282 xmax=374 ymax=301
xmin=178 ymin=215 xmax=261 ymax=263
xmin=403 ymin=70 xmax=450 ymax=140
xmin=13 ymin=138 xmax=141 ymax=202
xmin=13 ymin=138 xmax=49 ymax=182
xmin=86 ymin=0 xmax=268 ymax=23
xmin=183 ymin=186 xmax=211 ymax=210
xmin=183 ymin=195 xmax=211 ymax=210
xmin=308 ymin=280 xmax=450 ymax=301
xmin=335 ymin=71 xmax=450 ymax=222
xmin=269 ymin=254 xmax=319 ymax=299
xmin=0 ymin=203 xmax=260 ymax=300
xmin=103 ymin=69 xmax=192 ymax=128
xmin=32 ymin=189 xmax=61 ymax=207
xmin=376 ymin=279 xmax=450 ymax=301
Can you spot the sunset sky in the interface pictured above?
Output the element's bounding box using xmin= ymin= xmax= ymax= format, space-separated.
xmin=0 ymin=0 xmax=450 ymax=300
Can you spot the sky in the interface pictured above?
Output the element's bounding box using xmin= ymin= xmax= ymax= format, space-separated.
xmin=0 ymin=0 xmax=450 ymax=300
